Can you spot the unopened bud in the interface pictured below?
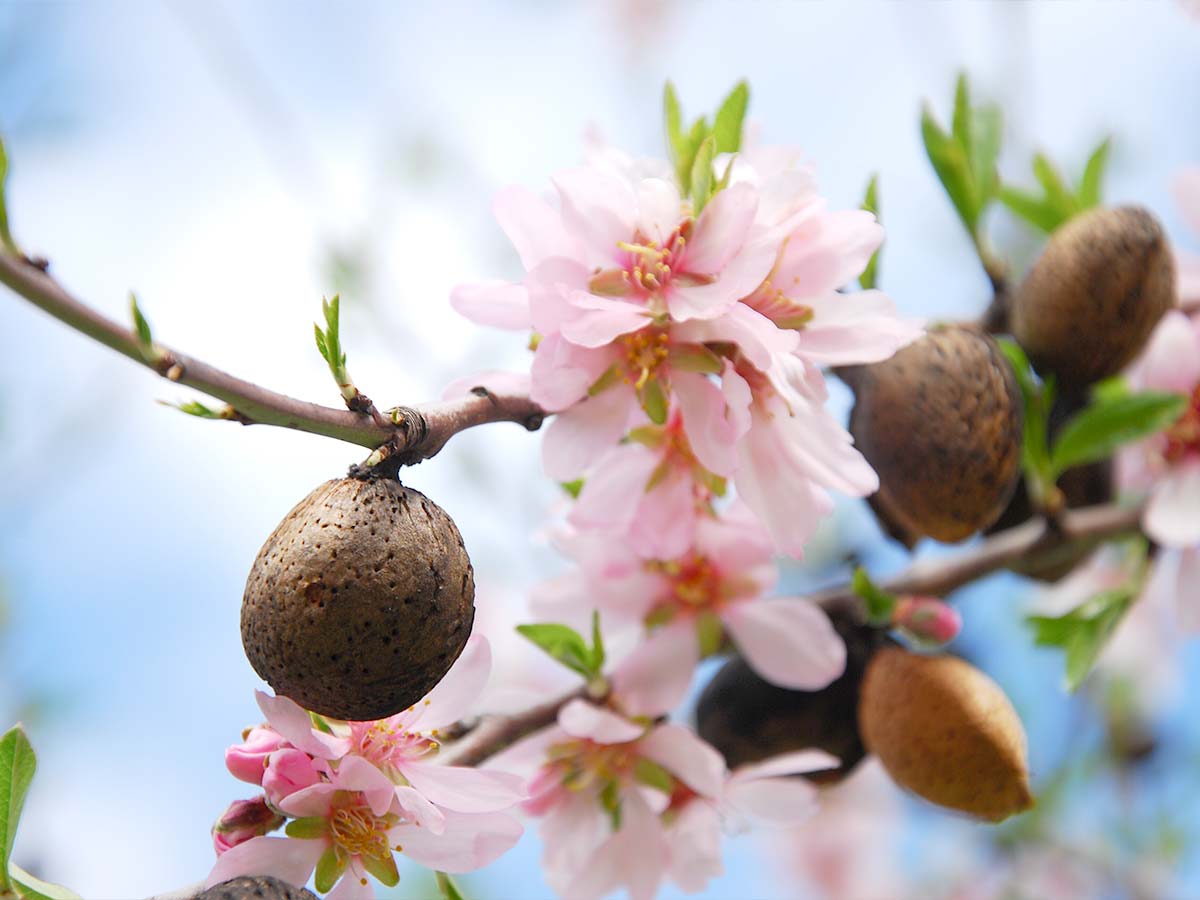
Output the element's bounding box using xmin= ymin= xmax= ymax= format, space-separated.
xmin=892 ymin=596 xmax=961 ymax=648
xmin=225 ymin=726 xmax=286 ymax=785
xmin=212 ymin=796 xmax=285 ymax=856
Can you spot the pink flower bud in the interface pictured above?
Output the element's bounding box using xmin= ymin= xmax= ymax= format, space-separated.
xmin=262 ymin=747 xmax=322 ymax=806
xmin=225 ymin=726 xmax=287 ymax=785
xmin=892 ymin=596 xmax=961 ymax=648
xmin=211 ymin=796 xmax=284 ymax=856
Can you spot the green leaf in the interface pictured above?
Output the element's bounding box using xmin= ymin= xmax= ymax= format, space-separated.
xmin=996 ymin=338 xmax=1054 ymax=487
xmin=690 ymin=135 xmax=716 ymax=214
xmin=129 ymin=293 xmax=155 ymax=356
xmin=560 ymin=479 xmax=585 ymax=499
xmin=968 ymin=105 xmax=1003 ymax=203
xmin=634 ymin=758 xmax=676 ymax=794
xmin=1032 ymin=153 xmax=1077 ymax=221
xmin=951 ymin=73 xmax=971 ymax=152
xmin=516 ymin=623 xmax=594 ymax=678
xmin=663 ymin=82 xmax=684 ymax=167
xmin=590 ymin=610 xmax=606 ymax=672
xmin=711 ymin=81 xmax=750 ymax=154
xmin=1028 ymin=587 xmax=1135 ymax=691
xmin=921 ymin=105 xmax=978 ymax=236
xmin=314 ymin=846 xmax=346 ymax=894
xmin=1050 ymin=391 xmax=1188 ymax=477
xmin=0 ymin=135 xmax=15 ymax=256
xmin=0 ymin=726 xmax=36 ymax=896
xmin=859 ymin=174 xmax=881 ymax=290
xmin=1077 ymin=137 xmax=1111 ymax=209
xmin=998 ymin=185 xmax=1064 ymax=234
xmin=8 ymin=864 xmax=80 ymax=900
xmin=435 ymin=872 xmax=467 ymax=900
xmin=674 ymin=116 xmax=710 ymax=196
xmin=851 ymin=568 xmax=896 ymax=625
xmin=313 ymin=324 xmax=330 ymax=363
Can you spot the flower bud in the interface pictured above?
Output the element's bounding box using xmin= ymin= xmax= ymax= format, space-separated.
xmin=858 ymin=647 xmax=1033 ymax=822
xmin=1012 ymin=205 xmax=1175 ymax=386
xmin=262 ymin=748 xmax=322 ymax=807
xmin=225 ymin=726 xmax=286 ymax=785
xmin=211 ymin=797 xmax=285 ymax=856
xmin=891 ymin=596 xmax=961 ymax=648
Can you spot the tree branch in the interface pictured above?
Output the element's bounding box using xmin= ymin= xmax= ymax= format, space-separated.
xmin=437 ymin=687 xmax=587 ymax=768
xmin=0 ymin=252 xmax=545 ymax=459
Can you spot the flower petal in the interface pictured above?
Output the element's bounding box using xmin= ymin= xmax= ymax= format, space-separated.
xmin=723 ymin=598 xmax=847 ymax=689
xmin=326 ymin=863 xmax=375 ymax=900
xmin=540 ymin=384 xmax=637 ymax=481
xmin=1127 ymin=309 xmax=1200 ymax=393
xmin=674 ymin=371 xmax=744 ymax=476
xmin=557 ymin=698 xmax=644 ymax=744
xmin=725 ymin=775 xmax=820 ymax=827
xmin=674 ymin=303 xmax=798 ymax=371
xmin=563 ymin=791 xmax=667 ymax=900
xmin=639 ymin=724 xmax=726 ymax=799
xmin=449 ymin=280 xmax=530 ymax=330
xmin=773 ymin=209 xmax=882 ymax=298
xmin=441 ymin=370 xmax=531 ymax=401
xmin=733 ymin=749 xmax=841 ymax=782
xmin=1145 ymin=462 xmax=1200 ymax=547
xmin=685 ymin=183 xmax=759 ymax=273
xmin=610 ymin=622 xmax=699 ymax=718
xmin=394 ymin=785 xmax=447 ymax=835
xmin=553 ymin=167 xmax=636 ymax=266
xmin=412 ymin=634 xmax=491 ymax=731
xmin=636 ymin=178 xmax=682 ymax=245
xmin=255 ymin=691 xmax=350 ymax=760
xmin=560 ymin=294 xmax=653 ymax=348
xmin=398 ymin=761 xmax=526 ymax=814
xmin=204 ymin=836 xmax=323 ymax=890
xmin=794 ymin=290 xmax=924 ymax=365
xmin=668 ymin=238 xmax=778 ymax=321
xmin=664 ymin=801 xmax=723 ymax=893
xmin=570 ymin=443 xmax=661 ymax=537
xmin=332 ymin=756 xmax=397 ymax=817
xmin=530 ymin=332 xmax=615 ymax=411
xmin=493 ymin=184 xmax=577 ymax=270
xmin=391 ymin=810 xmax=523 ymax=873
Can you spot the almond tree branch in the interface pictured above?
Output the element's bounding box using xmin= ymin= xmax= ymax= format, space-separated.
xmin=0 ymin=252 xmax=545 ymax=459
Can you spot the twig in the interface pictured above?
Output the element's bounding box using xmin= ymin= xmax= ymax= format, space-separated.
xmin=0 ymin=252 xmax=545 ymax=459
xmin=437 ymin=687 xmax=586 ymax=768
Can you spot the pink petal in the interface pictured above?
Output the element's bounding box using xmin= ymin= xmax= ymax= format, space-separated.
xmin=493 ymin=184 xmax=577 ymax=270
xmin=674 ymin=371 xmax=744 ymax=476
xmin=412 ymin=634 xmax=491 ymax=731
xmin=540 ymin=384 xmax=637 ymax=481
xmin=639 ymin=724 xmax=726 ymax=799
xmin=557 ymin=698 xmax=644 ymax=744
xmin=563 ymin=791 xmax=667 ymax=900
xmin=1145 ymin=462 xmax=1200 ymax=547
xmin=204 ymin=836 xmax=323 ymax=890
xmin=552 ymin=167 xmax=636 ymax=266
xmin=732 ymin=749 xmax=841 ymax=782
xmin=394 ymin=785 xmax=447 ymax=835
xmin=773 ymin=209 xmax=883 ymax=298
xmin=674 ymin=303 xmax=798 ymax=371
xmin=530 ymin=332 xmax=615 ymax=411
xmin=398 ymin=761 xmax=526 ymax=813
xmin=610 ymin=623 xmax=699 ymax=718
xmin=635 ymin=178 xmax=682 ymax=245
xmin=725 ymin=775 xmax=820 ymax=827
xmin=277 ymin=782 xmax=336 ymax=818
xmin=484 ymin=725 xmax=566 ymax=780
xmin=795 ymin=290 xmax=924 ymax=365
xmin=255 ymin=691 xmax=350 ymax=760
xmin=331 ymin=756 xmax=396 ymax=817
xmin=668 ymin=238 xmax=778 ymax=322
xmin=392 ymin=810 xmax=523 ymax=874
xmin=540 ymin=792 xmax=610 ymax=897
xmin=1127 ymin=310 xmax=1200 ymax=393
xmin=560 ymin=294 xmax=653 ymax=348
xmin=694 ymin=504 xmax=775 ymax=580
xmin=449 ymin=280 xmax=530 ymax=330
xmin=527 ymin=257 xmax=592 ymax=335
xmin=570 ymin=443 xmax=662 ymax=536
xmin=628 ymin=466 xmax=698 ymax=560
xmin=735 ymin=450 xmax=831 ymax=557
xmin=685 ymin=183 xmax=759 ymax=273
xmin=326 ymin=863 xmax=374 ymax=900
xmin=664 ymin=801 xmax=723 ymax=893
xmin=723 ymin=598 xmax=847 ymax=690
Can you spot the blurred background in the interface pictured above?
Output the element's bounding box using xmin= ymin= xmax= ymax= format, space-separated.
xmin=1 ymin=1 xmax=1198 ymax=897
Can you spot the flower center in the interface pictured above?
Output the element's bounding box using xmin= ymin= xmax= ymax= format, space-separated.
xmin=621 ymin=330 xmax=670 ymax=389
xmin=618 ymin=222 xmax=691 ymax=292
xmin=329 ymin=806 xmax=394 ymax=861
xmin=1163 ymin=384 xmax=1200 ymax=464
xmin=546 ymin=738 xmax=640 ymax=794
xmin=350 ymin=720 xmax=439 ymax=767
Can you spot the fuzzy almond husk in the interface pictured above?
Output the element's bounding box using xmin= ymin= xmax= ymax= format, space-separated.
xmin=1012 ymin=205 xmax=1175 ymax=386
xmin=241 ymin=476 xmax=475 ymax=721
xmin=197 ymin=876 xmax=319 ymax=900
xmin=849 ymin=324 xmax=1023 ymax=545
xmin=858 ymin=647 xmax=1033 ymax=822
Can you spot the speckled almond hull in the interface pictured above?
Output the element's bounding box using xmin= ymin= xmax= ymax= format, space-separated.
xmin=849 ymin=324 xmax=1023 ymax=544
xmin=241 ymin=477 xmax=475 ymax=721
xmin=1013 ymin=205 xmax=1175 ymax=386
xmin=858 ymin=647 xmax=1033 ymax=822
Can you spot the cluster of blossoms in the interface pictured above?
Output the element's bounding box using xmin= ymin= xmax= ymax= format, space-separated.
xmin=441 ymin=117 xmax=923 ymax=894
xmin=206 ymin=637 xmax=525 ymax=899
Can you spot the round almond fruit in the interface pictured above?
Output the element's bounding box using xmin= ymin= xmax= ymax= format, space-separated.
xmin=695 ymin=600 xmax=880 ymax=784
xmin=241 ymin=476 xmax=475 ymax=721
xmin=849 ymin=324 xmax=1023 ymax=545
xmin=1012 ymin=205 xmax=1175 ymax=386
xmin=858 ymin=647 xmax=1033 ymax=822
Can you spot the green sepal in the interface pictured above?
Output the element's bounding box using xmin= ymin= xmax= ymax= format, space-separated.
xmin=0 ymin=725 xmax=35 ymax=896
xmin=561 ymin=479 xmax=585 ymax=499
xmin=851 ymin=567 xmax=896 ymax=626
xmin=711 ymin=81 xmax=749 ymax=154
xmin=361 ymin=851 xmax=400 ymax=888
xmin=600 ymin=780 xmax=622 ymax=830
xmin=285 ymin=816 xmax=328 ymax=839
xmin=436 ymin=872 xmax=468 ymax=900
xmin=634 ymin=758 xmax=676 ymax=794
xmin=663 ymin=82 xmax=685 ymax=172
xmin=668 ymin=344 xmax=723 ymax=374
xmin=690 ymin=136 xmax=717 ymax=215
xmin=588 ymin=363 xmax=622 ymax=397
xmin=858 ymin=174 xmax=881 ymax=290
xmin=590 ymin=610 xmax=606 ymax=672
xmin=314 ymin=845 xmax=347 ymax=894
xmin=640 ymin=377 xmax=669 ymax=425
xmin=696 ymin=610 xmax=725 ymax=657
xmin=1049 ymin=391 xmax=1188 ymax=478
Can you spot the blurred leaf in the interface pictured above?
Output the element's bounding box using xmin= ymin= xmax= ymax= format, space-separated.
xmin=634 ymin=758 xmax=675 ymax=793
xmin=516 ymin=623 xmax=593 ymax=678
xmin=0 ymin=136 xmax=14 ymax=255
xmin=674 ymin=117 xmax=710 ymax=196
xmin=641 ymin=376 xmax=669 ymax=425
xmin=436 ymin=873 xmax=467 ymax=900
xmin=1032 ymin=153 xmax=1076 ymax=219
xmin=859 ymin=174 xmax=881 ymax=290
xmin=663 ymin=82 xmax=684 ymax=166
xmin=560 ymin=479 xmax=584 ymax=499
xmin=590 ymin=610 xmax=605 ymax=672
xmin=969 ymin=105 xmax=1003 ymax=204
xmin=712 ymin=81 xmax=749 ymax=154
xmin=696 ymin=610 xmax=724 ymax=657
xmin=0 ymin=726 xmax=35 ymax=896
xmin=1050 ymin=391 xmax=1187 ymax=477
xmin=997 ymin=338 xmax=1054 ymax=489
xmin=9 ymin=864 xmax=80 ymax=900
xmin=998 ymin=186 xmax=1064 ymax=234
xmin=851 ymin=567 xmax=896 ymax=625
xmin=129 ymin=293 xmax=155 ymax=360
xmin=690 ymin=135 xmax=716 ymax=214
xmin=1077 ymin=137 xmax=1111 ymax=209
xmin=921 ymin=105 xmax=977 ymax=234
xmin=1028 ymin=587 xmax=1135 ymax=691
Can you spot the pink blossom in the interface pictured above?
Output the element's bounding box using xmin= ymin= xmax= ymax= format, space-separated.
xmin=226 ymin=726 xmax=287 ymax=786
xmin=488 ymin=698 xmax=725 ymax=900
xmin=212 ymin=797 xmax=285 ymax=856
xmin=891 ymin=596 xmax=962 ymax=647
xmin=262 ymin=749 xmax=324 ymax=808
xmin=1119 ymin=309 xmax=1200 ymax=547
